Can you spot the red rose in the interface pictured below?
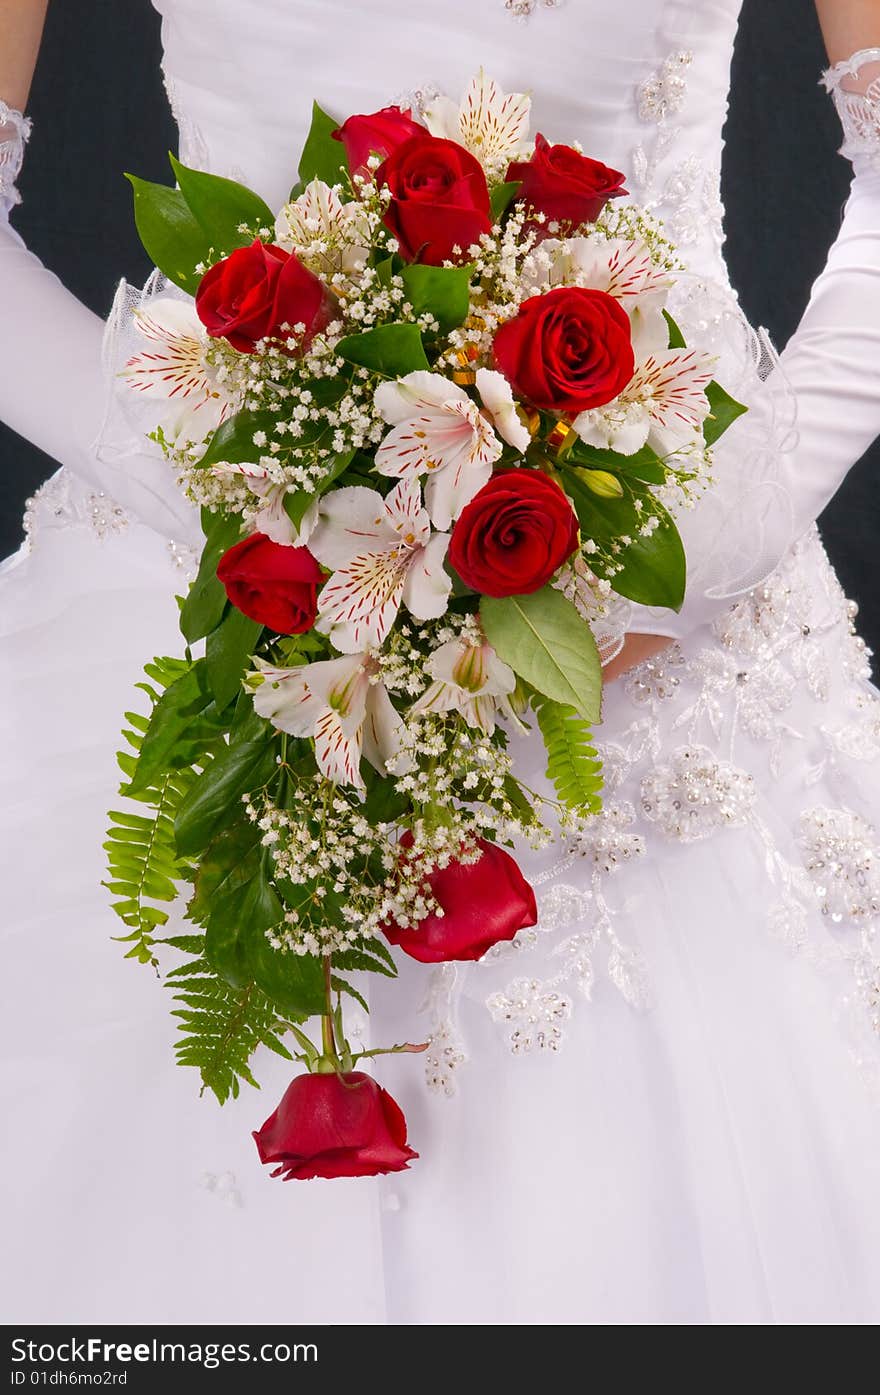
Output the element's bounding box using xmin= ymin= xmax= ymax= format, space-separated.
xmin=383 ymin=834 xmax=537 ymax=963
xmin=216 ymin=533 xmax=323 ymax=633
xmin=448 ymin=468 xmax=579 ymax=598
xmin=253 ymin=1071 xmax=417 ymax=1181
xmin=377 ymin=135 xmax=492 ymax=266
xmin=195 ymin=239 xmax=333 ymax=354
xmin=493 ymin=286 xmax=634 ymax=414
xmin=333 ymin=105 xmax=425 ymax=181
xmin=507 ymin=133 xmax=627 ymax=231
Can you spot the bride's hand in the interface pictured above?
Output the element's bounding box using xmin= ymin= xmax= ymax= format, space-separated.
xmin=602 ymin=633 xmax=674 ymax=683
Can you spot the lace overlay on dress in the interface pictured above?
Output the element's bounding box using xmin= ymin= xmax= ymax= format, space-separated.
xmin=423 ymin=531 xmax=880 ymax=1096
xmin=0 ymin=102 xmax=31 ymax=216
xmin=631 ymin=50 xmax=724 ymax=255
xmin=822 ymin=48 xmax=880 ymax=172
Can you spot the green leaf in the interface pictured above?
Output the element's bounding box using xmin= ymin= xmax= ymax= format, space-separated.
xmin=490 ymin=180 xmax=521 ymax=222
xmin=206 ymin=605 xmax=262 ymax=710
xmin=243 ymin=920 xmax=325 ymax=1019
xmin=194 ymin=408 xmax=279 ymax=470
xmin=125 ymin=173 xmax=211 ymax=293
xmin=664 ymin=309 xmax=687 ymax=349
xmin=480 ymin=587 xmax=602 ymax=723
xmin=169 ymin=155 xmax=274 ymax=248
xmin=282 ymin=448 xmax=356 ymax=530
xmin=574 ymin=469 xmax=624 ymax=499
xmin=189 ymin=822 xmax=262 ymax=934
xmin=298 ymin=101 xmax=347 ymax=188
xmin=127 ymin=661 xmax=216 ymax=796
xmin=564 ymin=466 xmax=686 ymax=609
xmin=179 ymin=509 xmax=244 ymax=644
xmin=567 ymin=441 xmax=666 ymax=486
xmin=337 ymin=323 xmax=430 ymax=377
xmin=530 ymin=691 xmax=603 ymax=812
xmin=703 ymin=380 xmax=748 ymax=445
xmin=175 ymin=732 xmax=277 ymax=856
xmin=400 ymin=264 xmax=473 ymax=335
xmin=611 ymin=501 xmax=686 ymax=609
xmin=165 ymin=938 xmax=294 ymax=1104
xmin=564 ymin=466 xmax=645 ymax=541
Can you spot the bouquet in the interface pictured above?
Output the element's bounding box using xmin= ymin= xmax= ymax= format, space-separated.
xmin=106 ymin=71 xmax=744 ymax=1181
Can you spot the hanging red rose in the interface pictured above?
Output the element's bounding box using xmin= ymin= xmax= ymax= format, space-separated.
xmin=195 ymin=239 xmax=333 ymax=353
xmin=216 ymin=533 xmax=323 ymax=633
xmin=333 ymin=105 xmax=425 ymax=181
xmin=253 ymin=1071 xmax=418 ymax=1180
xmin=448 ymin=468 xmax=579 ymax=598
xmin=493 ymin=285 xmax=635 ymax=414
xmin=507 ymin=133 xmax=627 ymax=231
xmin=383 ymin=834 xmax=538 ymax=963
xmin=376 ymin=134 xmax=492 ymax=266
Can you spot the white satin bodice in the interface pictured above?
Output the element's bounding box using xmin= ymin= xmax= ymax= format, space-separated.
xmin=154 ymin=0 xmax=741 ymax=284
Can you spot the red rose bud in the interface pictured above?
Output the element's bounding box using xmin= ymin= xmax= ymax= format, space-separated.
xmin=383 ymin=834 xmax=538 ymax=963
xmin=448 ymin=468 xmax=579 ymax=598
xmin=253 ymin=1071 xmax=418 ymax=1180
xmin=216 ymin=533 xmax=323 ymax=634
xmin=493 ymin=286 xmax=635 ymax=414
xmin=377 ymin=134 xmax=492 ymax=266
xmin=195 ymin=239 xmax=333 ymax=354
xmin=507 ymin=133 xmax=627 ymax=232
xmin=333 ymin=105 xmax=425 ymax=181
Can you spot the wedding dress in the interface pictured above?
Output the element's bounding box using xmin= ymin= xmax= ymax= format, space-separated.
xmin=2 ymin=0 xmax=880 ymax=1326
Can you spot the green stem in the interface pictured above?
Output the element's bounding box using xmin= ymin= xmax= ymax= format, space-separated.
xmin=321 ymin=954 xmax=336 ymax=1060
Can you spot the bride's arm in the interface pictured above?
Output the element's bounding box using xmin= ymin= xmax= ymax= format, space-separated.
xmin=612 ymin=0 xmax=880 ymax=677
xmin=0 ymin=0 xmax=196 ymax=538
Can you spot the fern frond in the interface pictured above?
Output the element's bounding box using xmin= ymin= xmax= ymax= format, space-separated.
xmin=166 ymin=943 xmax=293 ymax=1103
xmin=531 ymin=691 xmax=604 ymax=813
xmin=103 ymin=657 xmax=205 ymax=967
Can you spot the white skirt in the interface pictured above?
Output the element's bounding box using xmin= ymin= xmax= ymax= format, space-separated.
xmin=2 ymin=472 xmax=879 ymax=1325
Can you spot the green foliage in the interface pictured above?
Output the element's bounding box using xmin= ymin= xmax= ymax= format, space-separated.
xmin=337 ymin=323 xmax=430 ymax=377
xmin=663 ymin=310 xmax=687 ymax=349
xmin=563 ymin=467 xmax=686 ymax=610
xmin=179 ymin=509 xmax=243 ymax=645
xmin=125 ymin=175 xmax=210 ymax=294
xmin=188 ymin=826 xmax=326 ymax=1019
xmin=194 ymin=408 xmax=280 ymax=470
xmin=104 ymin=657 xmax=204 ymax=966
xmin=490 ymin=181 xmax=521 ymax=222
xmin=205 ymin=606 xmax=262 ymax=710
xmin=703 ymin=380 xmax=747 ymax=445
xmin=298 ymin=101 xmax=348 ymax=188
xmin=169 ymin=155 xmax=274 ymax=247
xmin=283 ymin=448 xmax=357 ymax=531
xmin=126 ymin=658 xmax=230 ymax=797
xmin=480 ymin=586 xmax=603 ymax=723
xmin=166 ymin=939 xmax=293 ymax=1104
xmin=175 ymin=720 xmax=277 ymax=858
xmin=399 ymin=264 xmax=473 ymax=335
xmin=568 ymin=439 xmax=666 ymax=485
xmin=530 ymin=691 xmax=603 ymax=813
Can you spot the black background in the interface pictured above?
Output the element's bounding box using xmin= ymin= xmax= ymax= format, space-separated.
xmin=1 ymin=0 xmax=877 ymax=652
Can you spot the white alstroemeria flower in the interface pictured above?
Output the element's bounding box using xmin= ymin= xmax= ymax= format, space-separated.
xmin=374 ymin=371 xmax=505 ymax=530
xmin=120 ymin=297 xmax=232 ymax=446
xmin=573 ymin=347 xmax=716 ymax=457
xmin=210 ymin=463 xmax=320 ymax=546
xmin=422 ymin=70 xmax=531 ymax=175
xmin=274 ymin=178 xmax=371 ymax=285
xmin=474 ymin=368 xmax=532 ymax=452
xmin=309 ymin=479 xmax=452 ymax=652
xmin=411 ymin=633 xmax=517 ymax=734
xmin=252 ymin=653 xmax=401 ymax=789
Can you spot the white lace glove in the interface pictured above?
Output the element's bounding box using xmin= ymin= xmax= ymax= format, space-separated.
xmin=0 ymin=103 xmax=199 ymax=543
xmin=628 ymin=48 xmax=880 ymax=639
